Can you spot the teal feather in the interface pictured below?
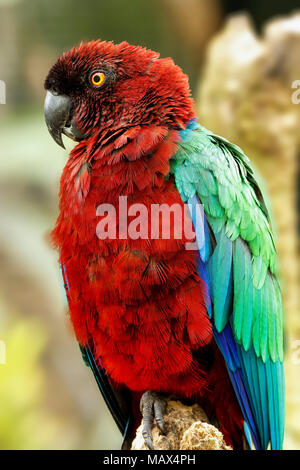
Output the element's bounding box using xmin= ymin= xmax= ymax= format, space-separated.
xmin=252 ymin=256 xmax=268 ymax=290
xmin=238 ymin=346 xmax=284 ymax=449
xmin=248 ymin=349 xmax=267 ymax=446
xmin=256 ymin=356 xmax=269 ymax=448
xmin=218 ymin=184 xmax=233 ymax=209
xmin=209 ymin=229 xmax=233 ymax=332
xmin=225 ymin=219 xmax=240 ymax=241
xmin=242 ymin=273 xmax=253 ymax=352
xmin=206 ymin=214 xmax=225 ymax=234
xmin=252 ymin=287 xmax=262 ymax=358
xmin=173 ymin=121 xmax=285 ymax=449
xmin=172 ymin=124 xmax=284 ymax=362
xmin=196 ymin=180 xmax=210 ymax=197
xmin=232 ymin=239 xmax=248 ymax=342
xmin=268 ymin=277 xmax=277 ymax=363
xmin=200 ymin=169 xmax=218 ymax=195
xmin=260 ymin=279 xmax=269 ymax=362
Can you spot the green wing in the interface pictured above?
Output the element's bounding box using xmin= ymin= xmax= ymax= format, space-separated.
xmin=171 ymin=121 xmax=285 ymax=449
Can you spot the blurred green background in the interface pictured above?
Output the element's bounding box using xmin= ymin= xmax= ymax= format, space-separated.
xmin=0 ymin=0 xmax=299 ymax=450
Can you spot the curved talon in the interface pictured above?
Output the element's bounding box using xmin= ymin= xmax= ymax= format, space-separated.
xmin=140 ymin=391 xmax=167 ymax=450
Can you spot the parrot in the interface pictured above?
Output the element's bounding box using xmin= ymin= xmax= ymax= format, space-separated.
xmin=44 ymin=40 xmax=285 ymax=450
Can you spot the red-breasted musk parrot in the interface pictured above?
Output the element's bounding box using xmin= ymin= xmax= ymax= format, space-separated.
xmin=44 ymin=40 xmax=285 ymax=450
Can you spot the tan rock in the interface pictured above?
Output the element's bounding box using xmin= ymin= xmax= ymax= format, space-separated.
xmin=181 ymin=421 xmax=231 ymax=450
xmin=131 ymin=400 xmax=231 ymax=450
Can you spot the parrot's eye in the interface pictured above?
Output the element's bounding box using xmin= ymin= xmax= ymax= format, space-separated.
xmin=90 ymin=71 xmax=106 ymax=88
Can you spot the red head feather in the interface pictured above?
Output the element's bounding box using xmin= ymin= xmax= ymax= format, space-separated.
xmin=45 ymin=40 xmax=196 ymax=139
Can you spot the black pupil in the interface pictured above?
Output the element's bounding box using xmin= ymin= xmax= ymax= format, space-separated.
xmin=94 ymin=75 xmax=101 ymax=83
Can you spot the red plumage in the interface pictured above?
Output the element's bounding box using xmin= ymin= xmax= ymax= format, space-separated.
xmin=47 ymin=40 xmax=244 ymax=448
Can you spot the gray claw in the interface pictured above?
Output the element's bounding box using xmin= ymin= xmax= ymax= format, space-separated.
xmin=154 ymin=399 xmax=166 ymax=434
xmin=140 ymin=391 xmax=167 ymax=450
xmin=144 ymin=435 xmax=154 ymax=451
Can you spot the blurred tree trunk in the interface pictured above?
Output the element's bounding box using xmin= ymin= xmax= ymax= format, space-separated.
xmin=160 ymin=0 xmax=222 ymax=88
xmin=197 ymin=12 xmax=300 ymax=449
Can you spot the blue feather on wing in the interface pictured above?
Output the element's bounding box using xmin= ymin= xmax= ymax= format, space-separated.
xmin=183 ymin=122 xmax=285 ymax=450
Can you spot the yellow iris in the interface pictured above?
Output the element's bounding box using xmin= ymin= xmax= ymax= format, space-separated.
xmin=90 ymin=72 xmax=106 ymax=87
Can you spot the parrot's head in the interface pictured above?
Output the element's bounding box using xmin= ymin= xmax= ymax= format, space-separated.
xmin=44 ymin=40 xmax=195 ymax=148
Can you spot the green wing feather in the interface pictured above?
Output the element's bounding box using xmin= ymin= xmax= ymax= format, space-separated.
xmin=171 ymin=123 xmax=284 ymax=364
xmin=171 ymin=122 xmax=285 ymax=449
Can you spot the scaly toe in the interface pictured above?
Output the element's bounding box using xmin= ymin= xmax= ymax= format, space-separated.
xmin=140 ymin=391 xmax=167 ymax=449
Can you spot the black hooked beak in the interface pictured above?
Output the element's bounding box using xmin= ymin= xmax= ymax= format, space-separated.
xmin=44 ymin=91 xmax=85 ymax=149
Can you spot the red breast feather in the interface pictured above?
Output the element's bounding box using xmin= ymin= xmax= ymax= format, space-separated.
xmin=52 ymin=126 xmax=212 ymax=396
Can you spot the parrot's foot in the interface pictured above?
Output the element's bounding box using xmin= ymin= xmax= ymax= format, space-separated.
xmin=140 ymin=391 xmax=167 ymax=450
